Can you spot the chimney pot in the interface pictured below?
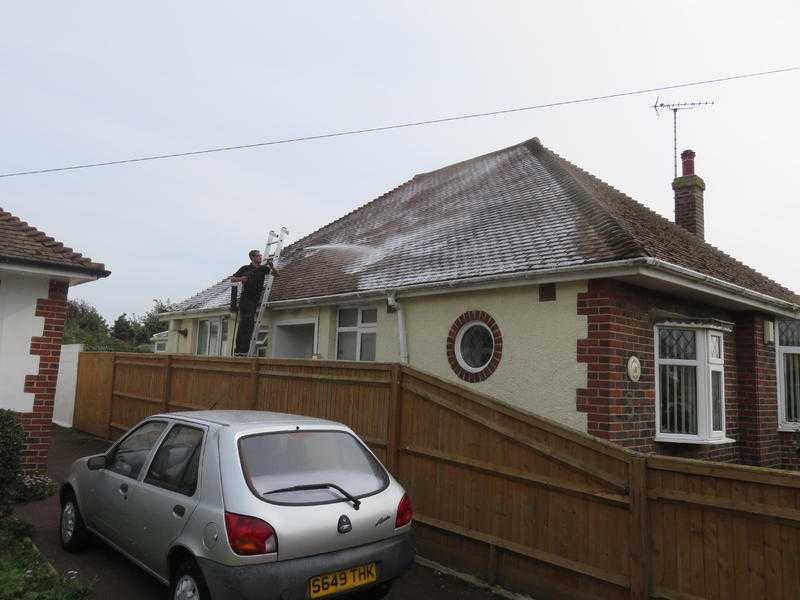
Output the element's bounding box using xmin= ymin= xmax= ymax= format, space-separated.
xmin=681 ymin=149 xmax=695 ymax=176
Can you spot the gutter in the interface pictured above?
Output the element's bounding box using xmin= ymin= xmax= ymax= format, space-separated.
xmin=387 ymin=292 xmax=408 ymax=364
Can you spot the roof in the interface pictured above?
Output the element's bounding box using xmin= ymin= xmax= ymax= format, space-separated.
xmin=171 ymin=278 xmax=234 ymax=313
xmin=172 ymin=137 xmax=799 ymax=313
xmin=0 ymin=207 xmax=109 ymax=277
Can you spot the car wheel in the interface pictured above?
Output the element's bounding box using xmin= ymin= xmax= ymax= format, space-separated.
xmin=171 ymin=558 xmax=211 ymax=600
xmin=60 ymin=493 xmax=91 ymax=552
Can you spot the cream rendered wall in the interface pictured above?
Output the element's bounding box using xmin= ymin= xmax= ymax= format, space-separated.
xmin=165 ymin=312 xmax=235 ymax=355
xmin=0 ymin=273 xmax=50 ymax=412
xmin=402 ymin=282 xmax=589 ymax=431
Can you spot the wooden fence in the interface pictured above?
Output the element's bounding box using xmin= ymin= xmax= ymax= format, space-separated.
xmin=73 ymin=352 xmax=800 ymax=600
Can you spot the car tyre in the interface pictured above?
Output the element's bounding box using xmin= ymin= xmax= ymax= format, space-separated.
xmin=60 ymin=492 xmax=90 ymax=552
xmin=171 ymin=558 xmax=211 ymax=600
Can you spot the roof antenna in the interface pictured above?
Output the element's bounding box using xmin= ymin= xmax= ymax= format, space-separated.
xmin=653 ymin=98 xmax=714 ymax=178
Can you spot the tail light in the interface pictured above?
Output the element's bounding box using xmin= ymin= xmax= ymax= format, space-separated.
xmin=395 ymin=493 xmax=413 ymax=528
xmin=224 ymin=512 xmax=277 ymax=555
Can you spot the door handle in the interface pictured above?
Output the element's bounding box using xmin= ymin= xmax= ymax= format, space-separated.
xmin=173 ymin=505 xmax=186 ymax=518
xmin=119 ymin=483 xmax=129 ymax=495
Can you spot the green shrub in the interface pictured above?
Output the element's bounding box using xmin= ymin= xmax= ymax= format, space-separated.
xmin=0 ymin=411 xmax=25 ymax=518
xmin=14 ymin=473 xmax=57 ymax=503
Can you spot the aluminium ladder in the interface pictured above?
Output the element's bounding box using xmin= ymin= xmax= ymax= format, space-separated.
xmin=244 ymin=226 xmax=289 ymax=357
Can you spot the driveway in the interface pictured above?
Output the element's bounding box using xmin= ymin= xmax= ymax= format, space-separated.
xmin=16 ymin=426 xmax=502 ymax=600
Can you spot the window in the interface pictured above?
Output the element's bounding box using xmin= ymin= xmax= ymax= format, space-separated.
xmin=145 ymin=425 xmax=204 ymax=496
xmin=336 ymin=308 xmax=377 ymax=361
xmin=447 ymin=311 xmax=503 ymax=382
xmin=154 ymin=342 xmax=167 ymax=353
xmin=655 ymin=327 xmax=728 ymax=443
xmin=108 ymin=421 xmax=167 ymax=479
xmin=777 ymin=319 xmax=800 ymax=430
xmin=196 ymin=317 xmax=230 ymax=356
xmin=239 ymin=430 xmax=388 ymax=506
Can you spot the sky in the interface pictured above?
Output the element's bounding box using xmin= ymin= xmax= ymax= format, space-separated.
xmin=2 ymin=1 xmax=799 ymax=323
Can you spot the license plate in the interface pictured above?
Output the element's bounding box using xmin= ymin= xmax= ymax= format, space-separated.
xmin=308 ymin=563 xmax=377 ymax=598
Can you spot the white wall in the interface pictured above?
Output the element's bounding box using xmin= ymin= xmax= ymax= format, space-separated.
xmin=0 ymin=273 xmax=49 ymax=412
xmin=53 ymin=344 xmax=82 ymax=427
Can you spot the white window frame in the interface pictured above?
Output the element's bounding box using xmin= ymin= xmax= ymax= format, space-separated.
xmin=196 ymin=317 xmax=230 ymax=357
xmin=654 ymin=325 xmax=732 ymax=444
xmin=270 ymin=317 xmax=319 ymax=359
xmin=336 ymin=307 xmax=378 ymax=362
xmin=454 ymin=321 xmax=495 ymax=374
xmin=777 ymin=320 xmax=800 ymax=431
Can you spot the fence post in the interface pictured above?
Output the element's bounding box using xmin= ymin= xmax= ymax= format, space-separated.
xmin=251 ymin=358 xmax=259 ymax=409
xmin=162 ymin=355 xmax=172 ymax=413
xmin=105 ymin=353 xmax=117 ymax=439
xmin=386 ymin=364 xmax=403 ymax=474
xmin=628 ymin=456 xmax=650 ymax=600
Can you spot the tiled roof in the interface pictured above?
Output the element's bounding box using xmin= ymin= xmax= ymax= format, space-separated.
xmin=174 ymin=137 xmax=798 ymax=312
xmin=172 ymin=278 xmax=234 ymax=313
xmin=0 ymin=207 xmax=109 ymax=277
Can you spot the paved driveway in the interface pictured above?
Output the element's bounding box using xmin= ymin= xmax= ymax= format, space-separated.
xmin=16 ymin=426 xmax=501 ymax=600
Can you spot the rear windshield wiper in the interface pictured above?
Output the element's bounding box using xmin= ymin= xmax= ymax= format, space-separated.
xmin=263 ymin=483 xmax=361 ymax=510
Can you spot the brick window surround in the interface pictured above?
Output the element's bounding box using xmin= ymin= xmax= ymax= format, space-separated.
xmin=447 ymin=311 xmax=503 ymax=383
xmin=20 ymin=279 xmax=68 ymax=471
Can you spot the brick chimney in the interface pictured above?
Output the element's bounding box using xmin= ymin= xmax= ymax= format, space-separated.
xmin=672 ymin=149 xmax=706 ymax=239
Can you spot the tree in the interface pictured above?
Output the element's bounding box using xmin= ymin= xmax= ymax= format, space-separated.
xmin=112 ymin=313 xmax=136 ymax=342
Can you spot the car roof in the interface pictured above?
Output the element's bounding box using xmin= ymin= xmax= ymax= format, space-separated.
xmin=157 ymin=410 xmax=342 ymax=430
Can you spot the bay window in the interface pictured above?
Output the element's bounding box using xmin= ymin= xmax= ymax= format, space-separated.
xmin=336 ymin=307 xmax=377 ymax=361
xmin=655 ymin=326 xmax=730 ymax=443
xmin=777 ymin=319 xmax=800 ymax=431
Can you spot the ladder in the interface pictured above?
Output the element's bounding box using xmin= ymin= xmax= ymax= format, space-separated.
xmin=246 ymin=227 xmax=289 ymax=357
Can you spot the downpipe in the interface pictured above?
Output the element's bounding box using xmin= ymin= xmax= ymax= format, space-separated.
xmin=387 ymin=292 xmax=408 ymax=364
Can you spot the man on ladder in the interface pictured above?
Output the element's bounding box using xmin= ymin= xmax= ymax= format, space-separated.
xmin=230 ymin=248 xmax=280 ymax=356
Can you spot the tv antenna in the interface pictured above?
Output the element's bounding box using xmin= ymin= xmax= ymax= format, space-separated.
xmin=653 ymin=98 xmax=714 ymax=177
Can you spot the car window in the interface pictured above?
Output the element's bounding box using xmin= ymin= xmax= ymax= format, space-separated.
xmin=239 ymin=430 xmax=388 ymax=506
xmin=108 ymin=421 xmax=167 ymax=479
xmin=144 ymin=425 xmax=204 ymax=496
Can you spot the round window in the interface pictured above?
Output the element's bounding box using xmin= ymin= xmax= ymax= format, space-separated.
xmin=456 ymin=322 xmax=494 ymax=372
xmin=446 ymin=311 xmax=503 ymax=382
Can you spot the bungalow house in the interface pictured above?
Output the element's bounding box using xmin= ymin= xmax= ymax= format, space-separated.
xmin=160 ymin=137 xmax=800 ymax=470
xmin=0 ymin=207 xmax=109 ymax=469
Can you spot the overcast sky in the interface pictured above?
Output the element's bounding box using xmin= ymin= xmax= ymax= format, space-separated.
xmin=2 ymin=1 xmax=798 ymax=323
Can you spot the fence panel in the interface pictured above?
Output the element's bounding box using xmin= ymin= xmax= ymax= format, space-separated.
xmin=71 ymin=352 xmax=800 ymax=600
xmin=72 ymin=352 xmax=114 ymax=437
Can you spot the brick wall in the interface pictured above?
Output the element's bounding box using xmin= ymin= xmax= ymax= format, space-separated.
xmin=20 ymin=279 xmax=68 ymax=471
xmin=576 ymin=279 xmax=741 ymax=463
xmin=735 ymin=315 xmax=781 ymax=468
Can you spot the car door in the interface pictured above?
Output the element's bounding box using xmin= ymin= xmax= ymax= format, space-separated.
xmin=92 ymin=420 xmax=169 ymax=548
xmin=124 ymin=423 xmax=206 ymax=576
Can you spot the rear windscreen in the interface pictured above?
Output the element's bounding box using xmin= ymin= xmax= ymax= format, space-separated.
xmin=238 ymin=430 xmax=389 ymax=505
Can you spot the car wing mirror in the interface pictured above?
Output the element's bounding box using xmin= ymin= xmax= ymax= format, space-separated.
xmin=87 ymin=455 xmax=107 ymax=471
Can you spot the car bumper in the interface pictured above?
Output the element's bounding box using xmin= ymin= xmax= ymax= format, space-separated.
xmin=198 ymin=531 xmax=415 ymax=600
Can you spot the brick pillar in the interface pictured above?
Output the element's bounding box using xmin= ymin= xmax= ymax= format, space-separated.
xmin=735 ymin=313 xmax=780 ymax=467
xmin=20 ymin=280 xmax=69 ymax=471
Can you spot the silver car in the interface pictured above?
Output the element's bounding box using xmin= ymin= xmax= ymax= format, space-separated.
xmin=59 ymin=411 xmax=414 ymax=600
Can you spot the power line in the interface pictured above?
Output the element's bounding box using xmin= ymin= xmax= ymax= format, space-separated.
xmin=1 ymin=65 xmax=798 ymax=179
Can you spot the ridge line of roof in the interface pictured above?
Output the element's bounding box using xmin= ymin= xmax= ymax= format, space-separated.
xmin=526 ymin=140 xmax=649 ymax=259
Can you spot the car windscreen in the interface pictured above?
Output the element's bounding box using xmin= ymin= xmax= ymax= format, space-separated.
xmin=238 ymin=430 xmax=388 ymax=505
